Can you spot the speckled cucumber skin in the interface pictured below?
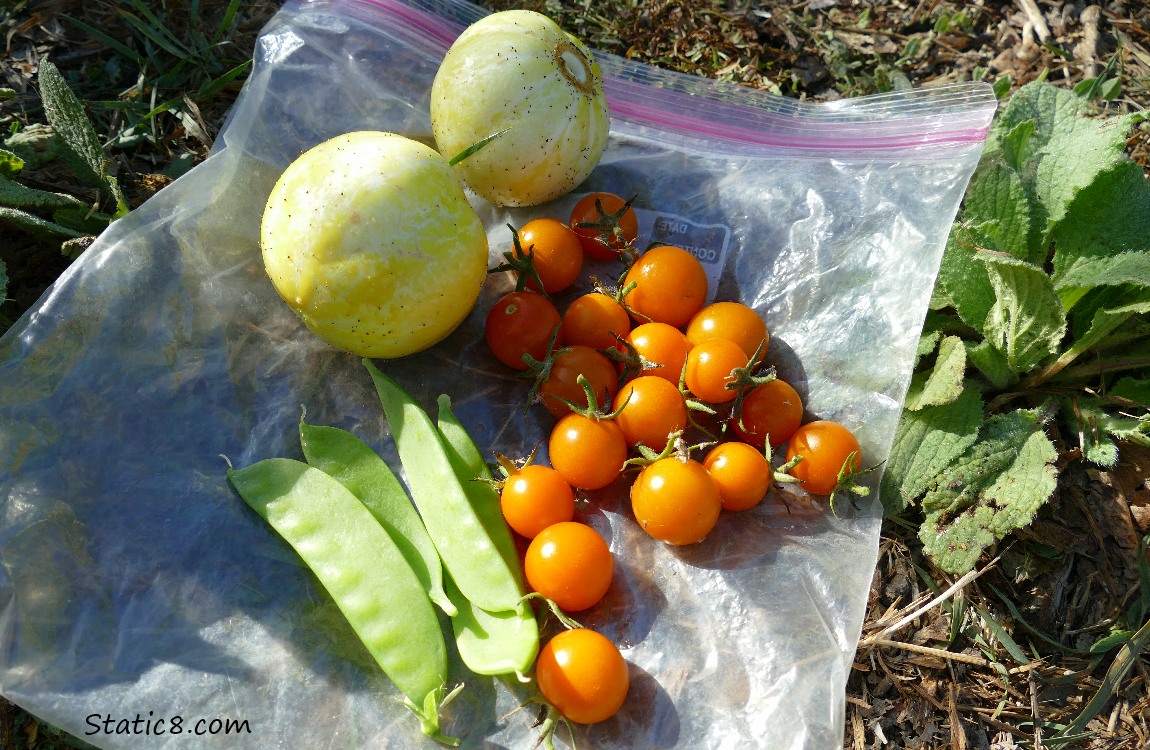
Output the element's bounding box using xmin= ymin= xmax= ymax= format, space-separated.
xmin=430 ymin=10 xmax=610 ymax=207
xmin=260 ymin=131 xmax=488 ymax=358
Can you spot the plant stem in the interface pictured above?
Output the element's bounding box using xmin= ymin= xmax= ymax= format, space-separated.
xmin=1035 ymin=355 xmax=1150 ymax=386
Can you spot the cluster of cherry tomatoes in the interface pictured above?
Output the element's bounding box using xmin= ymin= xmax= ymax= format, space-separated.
xmin=483 ymin=191 xmax=866 ymax=727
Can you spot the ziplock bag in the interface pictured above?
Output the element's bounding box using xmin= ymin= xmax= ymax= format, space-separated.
xmin=0 ymin=0 xmax=997 ymax=747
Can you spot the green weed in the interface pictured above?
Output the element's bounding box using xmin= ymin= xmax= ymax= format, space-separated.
xmin=883 ymin=81 xmax=1150 ymax=575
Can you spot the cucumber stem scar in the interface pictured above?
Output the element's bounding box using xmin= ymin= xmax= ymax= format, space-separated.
xmin=554 ymin=39 xmax=594 ymax=96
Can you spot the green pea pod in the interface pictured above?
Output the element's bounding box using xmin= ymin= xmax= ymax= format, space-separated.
xmin=445 ymin=574 xmax=538 ymax=681
xmin=298 ymin=420 xmax=457 ymax=617
xmin=228 ymin=458 xmax=458 ymax=746
xmin=436 ymin=394 xmax=524 ymax=590
xmin=364 ymin=360 xmax=523 ymax=613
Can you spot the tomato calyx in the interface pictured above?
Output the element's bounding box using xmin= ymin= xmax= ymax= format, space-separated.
xmin=773 ymin=450 xmax=805 ymax=486
xmin=521 ymin=326 xmax=574 ymax=410
xmin=575 ymin=193 xmax=639 ymax=258
xmin=488 ymin=443 xmax=544 ymax=489
xmin=518 ymin=699 xmax=573 ymax=750
xmin=600 ymin=331 xmax=663 ymax=382
xmin=489 ymin=223 xmax=550 ymax=296
xmin=551 ymin=373 xmax=626 ymax=421
xmin=520 ymin=591 xmax=584 ymax=631
xmin=592 ymin=275 xmax=647 ymax=322
xmin=749 ymin=440 xmax=804 ymax=501
xmin=621 ymin=429 xmax=714 ymax=470
xmin=670 ymin=356 xmax=725 ymax=420
xmin=826 ymin=451 xmax=882 ymax=517
xmin=726 ymin=356 xmax=779 ymax=435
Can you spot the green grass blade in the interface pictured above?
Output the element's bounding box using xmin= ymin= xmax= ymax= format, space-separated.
xmin=1047 ymin=615 xmax=1150 ymax=747
xmin=987 ymin=583 xmax=1091 ymax=655
xmin=212 ymin=0 xmax=243 ymax=45
xmin=62 ymin=15 xmax=142 ymax=64
xmin=974 ymin=604 xmax=1031 ymax=665
xmin=117 ymin=9 xmax=190 ymax=61
xmin=448 ymin=128 xmax=509 ymax=166
xmin=195 ymin=59 xmax=251 ymax=99
xmin=125 ymin=0 xmax=193 ymax=58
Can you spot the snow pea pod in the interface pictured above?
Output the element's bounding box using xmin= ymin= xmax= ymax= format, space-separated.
xmin=227 ymin=457 xmax=457 ymax=745
xmin=437 ymin=396 xmax=539 ymax=678
xmin=435 ymin=394 xmax=523 ymax=589
xmin=445 ymin=574 xmax=538 ymax=681
xmin=364 ymin=360 xmax=523 ymax=613
xmin=298 ymin=420 xmax=456 ymax=616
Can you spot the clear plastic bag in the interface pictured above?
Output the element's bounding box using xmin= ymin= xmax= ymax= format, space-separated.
xmin=0 ymin=0 xmax=997 ymax=747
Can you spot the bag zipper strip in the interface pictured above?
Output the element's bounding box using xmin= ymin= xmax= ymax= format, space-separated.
xmin=314 ymin=0 xmax=997 ymax=150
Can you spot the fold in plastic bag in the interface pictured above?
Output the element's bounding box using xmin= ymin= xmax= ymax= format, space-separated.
xmin=0 ymin=0 xmax=997 ymax=746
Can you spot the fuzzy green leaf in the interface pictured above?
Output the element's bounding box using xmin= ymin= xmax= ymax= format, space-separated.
xmin=881 ymin=384 xmax=984 ymax=515
xmin=0 ymin=148 xmax=23 ymax=178
xmin=1068 ymin=291 xmax=1150 ymax=362
xmin=989 ymin=81 xmax=1086 ymax=160
xmin=1063 ymin=396 xmax=1149 ymax=467
xmin=1034 ymin=112 xmax=1138 ymax=236
xmin=1052 ymin=162 xmax=1150 ymax=306
xmin=1056 ymin=252 xmax=1150 ymax=312
xmin=52 ymin=206 xmax=112 ymax=235
xmin=999 ymin=119 xmax=1035 ymax=173
xmin=1029 ymin=287 xmax=1150 ymax=387
xmin=915 ymin=330 xmax=941 ymax=366
xmin=962 ymin=162 xmax=1036 ymax=262
xmin=988 ymin=81 xmax=1139 ymax=242
xmin=37 ymin=60 xmax=128 ymax=217
xmin=1111 ymin=377 xmax=1150 ymax=406
xmin=0 ymin=173 xmax=88 ymax=213
xmin=966 ymin=339 xmax=1016 ymax=390
xmin=2 ymin=123 xmax=63 ymax=171
xmin=937 ymin=222 xmax=998 ymax=332
xmin=0 ymin=205 xmax=85 ymax=242
xmin=905 ymin=334 xmax=967 ymax=410
xmin=37 ymin=61 xmax=105 ymax=189
xmin=978 ymin=251 xmax=1066 ymax=374
xmin=1065 ymin=398 xmax=1119 ymax=467
xmin=920 ymin=409 xmax=1058 ymax=574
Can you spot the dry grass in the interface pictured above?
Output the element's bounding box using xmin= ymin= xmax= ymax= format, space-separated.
xmin=2 ymin=1 xmax=1149 ymax=748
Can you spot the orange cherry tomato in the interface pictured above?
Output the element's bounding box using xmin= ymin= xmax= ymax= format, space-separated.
xmin=612 ymin=375 xmax=687 ymax=451
xmin=515 ymin=217 xmax=584 ymax=294
xmin=538 ymin=345 xmax=619 ymax=419
xmin=561 ymin=292 xmax=631 ymax=352
xmin=785 ymin=420 xmax=862 ymax=496
xmin=685 ymin=301 xmax=769 ymax=361
xmin=500 ymin=465 xmax=576 ymax=539
xmin=569 ymin=192 xmax=639 ymax=261
xmin=683 ymin=338 xmax=750 ymax=404
xmin=621 ymin=246 xmax=708 ymax=328
xmin=624 ymin=322 xmax=692 ymax=384
xmin=630 ymin=458 xmax=721 ymax=545
xmin=536 ymin=628 xmax=630 ymax=724
xmin=703 ymin=441 xmax=771 ymax=511
xmin=734 ymin=378 xmax=804 ymax=448
xmin=485 ymin=290 xmax=562 ymax=370
xmin=524 ymin=521 xmax=613 ymax=612
xmin=549 ymin=413 xmax=628 ymax=490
